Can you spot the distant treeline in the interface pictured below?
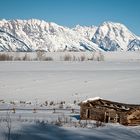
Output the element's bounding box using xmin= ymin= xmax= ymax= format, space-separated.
xmin=0 ymin=51 xmax=104 ymax=61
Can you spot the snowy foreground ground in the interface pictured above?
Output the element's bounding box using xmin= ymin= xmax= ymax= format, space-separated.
xmin=0 ymin=120 xmax=140 ymax=140
xmin=0 ymin=54 xmax=140 ymax=140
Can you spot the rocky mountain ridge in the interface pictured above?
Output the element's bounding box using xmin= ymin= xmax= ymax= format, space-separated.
xmin=0 ymin=19 xmax=139 ymax=52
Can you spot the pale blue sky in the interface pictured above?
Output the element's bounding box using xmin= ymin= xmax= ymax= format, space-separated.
xmin=0 ymin=0 xmax=140 ymax=35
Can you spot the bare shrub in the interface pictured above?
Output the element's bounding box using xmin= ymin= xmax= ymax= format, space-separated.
xmin=36 ymin=50 xmax=46 ymax=60
xmin=22 ymin=53 xmax=30 ymax=61
xmin=44 ymin=101 xmax=48 ymax=106
xmin=9 ymin=55 xmax=13 ymax=61
xmin=32 ymin=57 xmax=38 ymax=61
xmin=88 ymin=54 xmax=95 ymax=61
xmin=5 ymin=111 xmax=12 ymax=140
xmin=53 ymin=108 xmax=56 ymax=113
xmin=80 ymin=55 xmax=86 ymax=61
xmin=10 ymin=101 xmax=16 ymax=105
xmin=99 ymin=52 xmax=104 ymax=61
xmin=12 ymin=108 xmax=16 ymax=113
xmin=49 ymin=101 xmax=54 ymax=106
xmin=64 ymin=54 xmax=72 ymax=61
xmin=44 ymin=56 xmax=53 ymax=61
xmin=60 ymin=101 xmax=65 ymax=104
xmin=71 ymin=108 xmax=75 ymax=113
xmin=72 ymin=55 xmax=76 ymax=61
xmin=55 ymin=118 xmax=63 ymax=126
xmin=59 ymin=103 xmax=63 ymax=109
xmin=3 ymin=54 xmax=8 ymax=60
xmin=95 ymin=121 xmax=105 ymax=127
xmin=20 ymin=101 xmax=26 ymax=104
xmin=95 ymin=51 xmax=104 ymax=61
xmin=0 ymin=53 xmax=13 ymax=61
xmin=14 ymin=57 xmax=21 ymax=61
xmin=74 ymin=100 xmax=77 ymax=104
xmin=77 ymin=57 xmax=81 ymax=61
xmin=97 ymin=56 xmax=100 ymax=61
xmin=33 ymin=108 xmax=37 ymax=113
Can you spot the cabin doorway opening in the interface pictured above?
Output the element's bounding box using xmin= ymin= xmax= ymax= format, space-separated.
xmin=86 ymin=109 xmax=90 ymax=119
xmin=105 ymin=112 xmax=109 ymax=123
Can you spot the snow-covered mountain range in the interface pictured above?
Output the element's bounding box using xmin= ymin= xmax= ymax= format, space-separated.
xmin=0 ymin=19 xmax=140 ymax=52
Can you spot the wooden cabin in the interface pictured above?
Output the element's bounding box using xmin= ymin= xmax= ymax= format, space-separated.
xmin=80 ymin=97 xmax=140 ymax=126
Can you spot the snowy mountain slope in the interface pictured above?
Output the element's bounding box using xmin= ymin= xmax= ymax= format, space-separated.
xmin=73 ymin=25 xmax=97 ymax=40
xmin=0 ymin=19 xmax=100 ymax=52
xmin=0 ymin=29 xmax=32 ymax=52
xmin=0 ymin=19 xmax=140 ymax=52
xmin=92 ymin=22 xmax=140 ymax=51
xmin=127 ymin=39 xmax=140 ymax=51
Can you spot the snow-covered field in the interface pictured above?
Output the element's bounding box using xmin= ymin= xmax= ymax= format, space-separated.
xmin=0 ymin=57 xmax=140 ymax=103
xmin=0 ymin=52 xmax=140 ymax=139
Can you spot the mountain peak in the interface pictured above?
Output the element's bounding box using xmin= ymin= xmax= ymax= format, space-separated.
xmin=102 ymin=21 xmax=123 ymax=26
xmin=92 ymin=21 xmax=139 ymax=51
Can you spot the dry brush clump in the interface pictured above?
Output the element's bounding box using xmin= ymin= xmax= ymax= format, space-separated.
xmin=62 ymin=52 xmax=104 ymax=61
xmin=63 ymin=54 xmax=72 ymax=61
xmin=80 ymin=55 xmax=86 ymax=61
xmin=0 ymin=51 xmax=104 ymax=61
xmin=63 ymin=54 xmax=86 ymax=61
xmin=14 ymin=53 xmax=31 ymax=61
xmin=36 ymin=51 xmax=53 ymax=61
xmin=0 ymin=53 xmax=13 ymax=61
xmin=0 ymin=52 xmax=54 ymax=61
xmin=95 ymin=51 xmax=105 ymax=61
xmin=22 ymin=53 xmax=30 ymax=61
xmin=36 ymin=50 xmax=45 ymax=60
xmin=44 ymin=56 xmax=53 ymax=61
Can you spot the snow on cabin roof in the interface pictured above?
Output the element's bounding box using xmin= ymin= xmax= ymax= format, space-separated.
xmin=81 ymin=97 xmax=140 ymax=109
xmin=82 ymin=97 xmax=102 ymax=103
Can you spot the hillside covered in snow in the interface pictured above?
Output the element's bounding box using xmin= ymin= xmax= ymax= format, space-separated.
xmin=0 ymin=19 xmax=140 ymax=52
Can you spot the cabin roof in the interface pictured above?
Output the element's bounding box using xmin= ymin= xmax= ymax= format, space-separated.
xmin=81 ymin=97 xmax=140 ymax=111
